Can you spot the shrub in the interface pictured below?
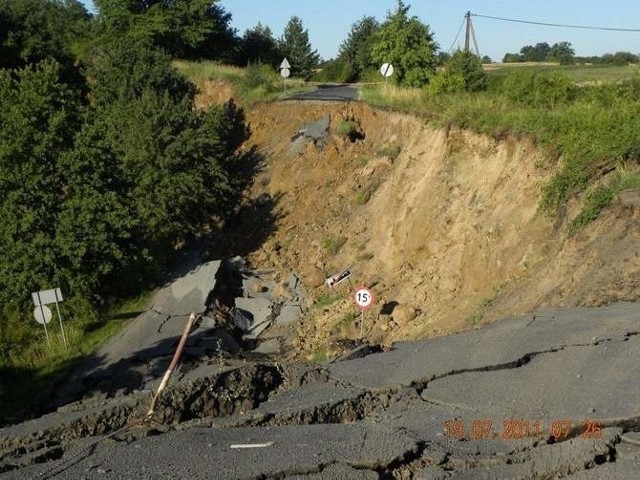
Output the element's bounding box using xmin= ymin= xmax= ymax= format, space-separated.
xmin=427 ymin=70 xmax=465 ymax=95
xmin=241 ymin=63 xmax=279 ymax=92
xmin=446 ymin=50 xmax=487 ymax=92
xmin=323 ymin=236 xmax=347 ymax=255
xmin=336 ymin=120 xmax=358 ymax=136
xmin=502 ymin=71 xmax=576 ymax=108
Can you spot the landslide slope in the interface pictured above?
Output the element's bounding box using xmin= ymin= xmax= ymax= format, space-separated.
xmin=208 ymin=90 xmax=640 ymax=358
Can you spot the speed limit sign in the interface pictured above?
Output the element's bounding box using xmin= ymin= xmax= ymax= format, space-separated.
xmin=354 ymin=287 xmax=374 ymax=310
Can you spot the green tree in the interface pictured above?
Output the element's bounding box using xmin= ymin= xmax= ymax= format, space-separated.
xmin=370 ymin=1 xmax=437 ymax=87
xmin=502 ymin=52 xmax=522 ymax=63
xmin=549 ymin=42 xmax=574 ymax=65
xmin=520 ymin=42 xmax=550 ymax=62
xmin=278 ymin=16 xmax=320 ymax=80
xmin=238 ymin=23 xmax=280 ymax=67
xmin=0 ymin=0 xmax=91 ymax=84
xmin=94 ymin=0 xmax=237 ymax=60
xmin=446 ymin=50 xmax=487 ymax=92
xmin=88 ymin=40 xmax=248 ymax=246
xmin=0 ymin=60 xmax=83 ymax=306
xmin=313 ymin=58 xmax=353 ymax=83
xmin=338 ymin=16 xmax=379 ymax=81
xmin=55 ymin=121 xmax=141 ymax=298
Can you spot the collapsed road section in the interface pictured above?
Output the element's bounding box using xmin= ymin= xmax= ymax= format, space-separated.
xmin=1 ymin=262 xmax=639 ymax=479
xmin=51 ymin=258 xmax=305 ymax=412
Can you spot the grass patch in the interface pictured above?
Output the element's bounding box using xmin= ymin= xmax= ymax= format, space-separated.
xmin=323 ymin=236 xmax=347 ymax=255
xmin=357 ymin=251 xmax=374 ymax=261
xmin=336 ymin=119 xmax=358 ymax=136
xmin=338 ymin=311 xmax=358 ymax=328
xmin=569 ymin=169 xmax=640 ymax=234
xmin=358 ymin=156 xmax=370 ymax=167
xmin=486 ymin=63 xmax=640 ymax=84
xmin=173 ymin=60 xmax=313 ymax=106
xmin=310 ymin=346 xmax=327 ymax=363
xmin=468 ymin=311 xmax=484 ymax=326
xmin=315 ymin=293 xmax=342 ymax=309
xmin=363 ymin=84 xmax=424 ymax=111
xmin=0 ymin=291 xmax=153 ymax=425
xmin=375 ymin=144 xmax=402 ymax=161
xmin=354 ymin=181 xmax=380 ymax=205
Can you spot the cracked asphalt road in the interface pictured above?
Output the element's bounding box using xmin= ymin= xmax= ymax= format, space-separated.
xmin=284 ymin=84 xmax=359 ymax=102
xmin=2 ymin=302 xmax=639 ymax=478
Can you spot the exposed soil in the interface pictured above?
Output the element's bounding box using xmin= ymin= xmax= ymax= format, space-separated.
xmin=222 ymin=96 xmax=640 ymax=360
xmin=191 ymin=78 xmax=640 ymax=356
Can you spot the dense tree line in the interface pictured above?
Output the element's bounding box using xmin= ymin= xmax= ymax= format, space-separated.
xmin=0 ymin=1 xmax=249 ymax=359
xmin=501 ymin=42 xmax=639 ymax=66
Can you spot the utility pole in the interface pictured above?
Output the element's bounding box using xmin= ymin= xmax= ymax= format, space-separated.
xmin=465 ymin=11 xmax=471 ymax=53
xmin=464 ymin=11 xmax=481 ymax=57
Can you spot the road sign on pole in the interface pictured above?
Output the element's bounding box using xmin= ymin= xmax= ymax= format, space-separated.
xmin=326 ymin=269 xmax=352 ymax=288
xmin=380 ymin=63 xmax=394 ymax=77
xmin=354 ymin=287 xmax=374 ymax=310
xmin=280 ymin=58 xmax=291 ymax=69
xmin=33 ymin=305 xmax=52 ymax=347
xmin=280 ymin=58 xmax=291 ymax=93
xmin=380 ymin=63 xmax=394 ymax=87
xmin=354 ymin=287 xmax=375 ymax=339
xmin=32 ymin=287 xmax=68 ymax=347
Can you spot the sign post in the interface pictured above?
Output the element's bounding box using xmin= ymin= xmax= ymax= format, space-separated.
xmin=33 ymin=305 xmax=53 ymax=347
xmin=380 ymin=63 xmax=394 ymax=88
xmin=353 ymin=287 xmax=375 ymax=339
xmin=32 ymin=287 xmax=68 ymax=347
xmin=280 ymin=58 xmax=291 ymax=93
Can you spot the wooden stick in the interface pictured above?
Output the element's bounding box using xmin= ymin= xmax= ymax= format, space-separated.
xmin=146 ymin=312 xmax=197 ymax=418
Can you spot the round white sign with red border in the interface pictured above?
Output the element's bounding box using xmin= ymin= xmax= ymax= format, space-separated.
xmin=354 ymin=287 xmax=375 ymax=310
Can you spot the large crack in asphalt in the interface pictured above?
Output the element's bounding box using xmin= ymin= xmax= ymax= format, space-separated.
xmin=3 ymin=334 xmax=640 ymax=478
xmin=405 ymin=340 xmax=616 ymax=395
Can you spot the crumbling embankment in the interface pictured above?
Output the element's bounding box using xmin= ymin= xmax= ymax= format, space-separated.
xmin=239 ymin=100 xmax=640 ymax=356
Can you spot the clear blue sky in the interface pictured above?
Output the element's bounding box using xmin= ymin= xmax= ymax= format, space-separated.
xmin=80 ymin=1 xmax=640 ymax=62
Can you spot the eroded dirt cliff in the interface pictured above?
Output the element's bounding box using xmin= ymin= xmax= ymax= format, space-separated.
xmin=200 ymin=87 xmax=640 ymax=360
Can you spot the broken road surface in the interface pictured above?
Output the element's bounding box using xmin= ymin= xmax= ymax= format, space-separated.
xmin=2 ymin=298 xmax=639 ymax=478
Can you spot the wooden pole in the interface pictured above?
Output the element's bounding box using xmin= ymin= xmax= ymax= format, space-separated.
xmin=146 ymin=312 xmax=197 ymax=418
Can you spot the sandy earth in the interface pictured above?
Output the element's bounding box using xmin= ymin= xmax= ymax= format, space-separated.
xmin=218 ymin=96 xmax=640 ymax=360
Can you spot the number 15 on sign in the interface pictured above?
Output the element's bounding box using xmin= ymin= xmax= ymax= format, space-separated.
xmin=354 ymin=287 xmax=374 ymax=338
xmin=354 ymin=287 xmax=374 ymax=309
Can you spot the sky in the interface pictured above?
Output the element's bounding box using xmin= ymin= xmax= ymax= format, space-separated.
xmin=80 ymin=1 xmax=640 ymax=62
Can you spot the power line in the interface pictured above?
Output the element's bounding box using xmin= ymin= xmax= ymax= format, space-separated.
xmin=472 ymin=13 xmax=640 ymax=33
xmin=448 ymin=16 xmax=466 ymax=53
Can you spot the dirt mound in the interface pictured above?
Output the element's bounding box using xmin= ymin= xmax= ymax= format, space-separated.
xmin=195 ymin=86 xmax=640 ymax=359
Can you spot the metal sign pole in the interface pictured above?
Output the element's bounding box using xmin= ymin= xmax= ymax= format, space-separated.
xmin=37 ymin=293 xmax=51 ymax=348
xmin=360 ymin=310 xmax=364 ymax=338
xmin=54 ymin=290 xmax=68 ymax=347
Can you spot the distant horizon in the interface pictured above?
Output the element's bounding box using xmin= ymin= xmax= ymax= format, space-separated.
xmin=80 ymin=1 xmax=640 ymax=63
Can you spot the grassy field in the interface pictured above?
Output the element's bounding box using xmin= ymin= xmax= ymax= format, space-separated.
xmin=485 ymin=63 xmax=640 ymax=84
